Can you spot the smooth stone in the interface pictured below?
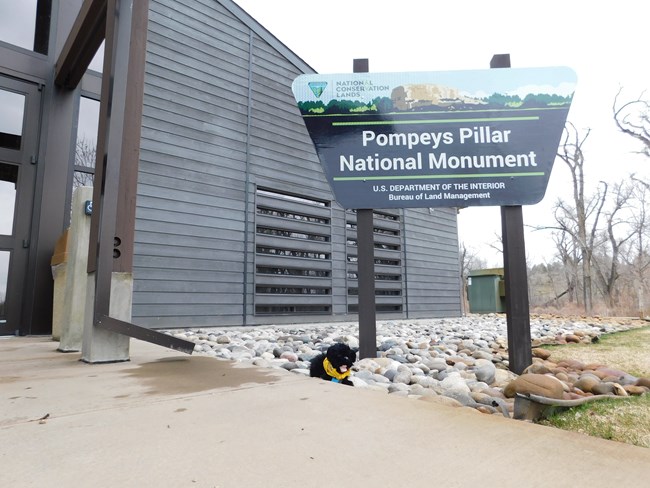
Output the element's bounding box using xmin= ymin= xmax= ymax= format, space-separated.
xmin=353 ymin=370 xmax=374 ymax=381
xmin=374 ymin=357 xmax=402 ymax=370
xmin=524 ymin=363 xmax=553 ymax=375
xmin=468 ymin=381 xmax=490 ymax=392
xmin=371 ymin=373 xmax=391 ymax=384
xmin=532 ymin=348 xmax=552 ymax=360
xmin=393 ymin=370 xmax=413 ymax=385
xmin=412 ymin=376 xmax=437 ymax=388
xmin=635 ymin=377 xmax=650 ymax=388
xmin=441 ymin=389 xmax=477 ymax=407
xmin=355 ymin=359 xmax=381 ymax=373
xmin=624 ymin=385 xmax=649 ymax=395
xmin=574 ymin=374 xmax=601 ymax=393
xmin=470 ymin=392 xmax=497 ymax=406
xmin=280 ymin=351 xmax=298 ymax=362
xmin=424 ymin=358 xmax=448 ymax=372
xmin=555 ymin=372 xmax=569 ymax=382
xmin=417 ymin=363 xmax=431 ymax=375
xmin=471 ymin=350 xmax=493 ymax=361
xmin=478 ymin=387 xmax=507 ymax=400
xmin=473 ymin=358 xmax=496 ymax=385
xmin=440 ymin=373 xmax=471 ymax=394
xmin=253 ymin=358 xmax=271 ymax=368
xmin=475 ymin=405 xmax=498 ymax=415
xmin=383 ymin=369 xmax=398 ymax=382
xmin=503 ymin=374 xmax=564 ymax=399
xmin=590 ymin=382 xmax=617 ymax=395
xmin=492 ymin=369 xmax=517 ymax=387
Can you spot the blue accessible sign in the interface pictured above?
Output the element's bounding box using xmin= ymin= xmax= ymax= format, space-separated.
xmin=292 ymin=67 xmax=577 ymax=209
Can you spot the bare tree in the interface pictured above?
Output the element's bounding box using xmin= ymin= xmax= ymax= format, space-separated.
xmin=614 ymin=88 xmax=650 ymax=158
xmin=485 ymin=232 xmax=503 ymax=258
xmin=555 ymin=122 xmax=607 ymax=314
xmin=550 ymin=230 xmax=579 ymax=305
xmin=74 ymin=137 xmax=96 ymax=188
xmin=625 ymin=176 xmax=650 ymax=314
xmin=591 ymin=181 xmax=635 ymax=308
xmin=459 ymin=243 xmax=487 ymax=314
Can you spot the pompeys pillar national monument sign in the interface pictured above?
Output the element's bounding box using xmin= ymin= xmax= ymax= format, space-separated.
xmin=292 ymin=62 xmax=576 ymax=371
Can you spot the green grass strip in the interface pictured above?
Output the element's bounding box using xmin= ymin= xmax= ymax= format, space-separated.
xmin=332 ymin=172 xmax=544 ymax=181
xmin=332 ymin=116 xmax=539 ymax=127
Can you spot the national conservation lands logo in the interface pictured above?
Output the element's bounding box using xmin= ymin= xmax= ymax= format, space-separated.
xmin=292 ymin=67 xmax=577 ymax=209
xmin=308 ymin=81 xmax=327 ymax=98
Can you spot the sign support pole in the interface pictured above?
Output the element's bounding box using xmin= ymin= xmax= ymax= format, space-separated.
xmin=492 ymin=54 xmax=533 ymax=375
xmin=354 ymin=58 xmax=377 ymax=360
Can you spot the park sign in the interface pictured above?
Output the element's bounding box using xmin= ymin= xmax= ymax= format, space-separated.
xmin=291 ymin=67 xmax=577 ymax=209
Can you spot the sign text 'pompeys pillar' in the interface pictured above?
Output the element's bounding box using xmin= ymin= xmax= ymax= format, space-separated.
xmin=292 ymin=67 xmax=576 ymax=210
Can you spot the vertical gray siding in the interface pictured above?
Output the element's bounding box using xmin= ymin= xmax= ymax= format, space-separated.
xmin=134 ymin=0 xmax=250 ymax=326
xmin=132 ymin=0 xmax=461 ymax=328
xmin=403 ymin=208 xmax=462 ymax=316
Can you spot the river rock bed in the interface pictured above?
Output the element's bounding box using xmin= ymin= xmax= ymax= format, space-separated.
xmin=164 ymin=314 xmax=650 ymax=417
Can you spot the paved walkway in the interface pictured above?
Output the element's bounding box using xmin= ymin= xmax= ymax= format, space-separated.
xmin=1 ymin=336 xmax=649 ymax=487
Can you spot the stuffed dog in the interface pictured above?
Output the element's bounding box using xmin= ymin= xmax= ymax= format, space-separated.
xmin=309 ymin=343 xmax=356 ymax=386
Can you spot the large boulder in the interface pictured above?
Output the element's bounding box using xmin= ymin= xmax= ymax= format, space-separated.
xmin=503 ymin=373 xmax=564 ymax=399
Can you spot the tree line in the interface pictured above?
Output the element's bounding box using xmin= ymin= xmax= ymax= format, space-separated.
xmin=297 ymin=92 xmax=573 ymax=115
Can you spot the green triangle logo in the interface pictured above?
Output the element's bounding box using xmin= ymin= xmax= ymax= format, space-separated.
xmin=308 ymin=81 xmax=327 ymax=98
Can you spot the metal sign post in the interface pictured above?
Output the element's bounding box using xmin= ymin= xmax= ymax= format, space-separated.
xmin=491 ymin=54 xmax=532 ymax=375
xmin=354 ymin=59 xmax=377 ymax=360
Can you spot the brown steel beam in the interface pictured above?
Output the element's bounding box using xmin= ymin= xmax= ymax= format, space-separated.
xmin=87 ymin=0 xmax=192 ymax=354
xmin=95 ymin=315 xmax=195 ymax=354
xmin=33 ymin=0 xmax=52 ymax=55
xmin=88 ymin=0 xmax=147 ymax=274
xmin=87 ymin=0 xmax=118 ymax=297
xmin=113 ymin=0 xmax=149 ymax=272
xmin=54 ymin=0 xmax=107 ymax=89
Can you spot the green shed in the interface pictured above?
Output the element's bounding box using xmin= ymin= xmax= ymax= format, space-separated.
xmin=467 ymin=268 xmax=506 ymax=313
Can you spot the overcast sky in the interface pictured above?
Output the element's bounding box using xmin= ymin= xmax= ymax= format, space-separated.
xmin=235 ymin=0 xmax=650 ymax=266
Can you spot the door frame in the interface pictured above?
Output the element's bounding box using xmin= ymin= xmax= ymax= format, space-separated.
xmin=0 ymin=75 xmax=42 ymax=335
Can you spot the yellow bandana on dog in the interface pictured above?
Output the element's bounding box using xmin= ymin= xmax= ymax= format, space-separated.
xmin=323 ymin=357 xmax=351 ymax=382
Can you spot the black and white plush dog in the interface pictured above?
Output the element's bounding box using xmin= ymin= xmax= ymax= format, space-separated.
xmin=309 ymin=343 xmax=357 ymax=386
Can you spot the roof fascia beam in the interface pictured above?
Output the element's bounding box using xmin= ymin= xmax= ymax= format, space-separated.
xmin=54 ymin=0 xmax=107 ymax=89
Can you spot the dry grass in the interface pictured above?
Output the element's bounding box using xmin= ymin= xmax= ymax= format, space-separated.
xmin=539 ymin=326 xmax=650 ymax=447
xmin=541 ymin=396 xmax=650 ymax=448
xmin=545 ymin=326 xmax=650 ymax=378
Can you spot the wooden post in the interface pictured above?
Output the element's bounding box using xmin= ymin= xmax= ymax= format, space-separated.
xmin=491 ymin=54 xmax=533 ymax=375
xmin=353 ymin=58 xmax=377 ymax=360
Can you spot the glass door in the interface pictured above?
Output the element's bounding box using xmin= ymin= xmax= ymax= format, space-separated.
xmin=0 ymin=76 xmax=40 ymax=335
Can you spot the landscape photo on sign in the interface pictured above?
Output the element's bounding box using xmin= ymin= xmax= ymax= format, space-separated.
xmin=292 ymin=67 xmax=577 ymax=210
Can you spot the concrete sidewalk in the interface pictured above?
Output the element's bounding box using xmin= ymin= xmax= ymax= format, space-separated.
xmin=1 ymin=336 xmax=649 ymax=488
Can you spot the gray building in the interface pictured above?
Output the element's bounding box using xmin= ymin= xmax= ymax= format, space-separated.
xmin=0 ymin=0 xmax=461 ymax=336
